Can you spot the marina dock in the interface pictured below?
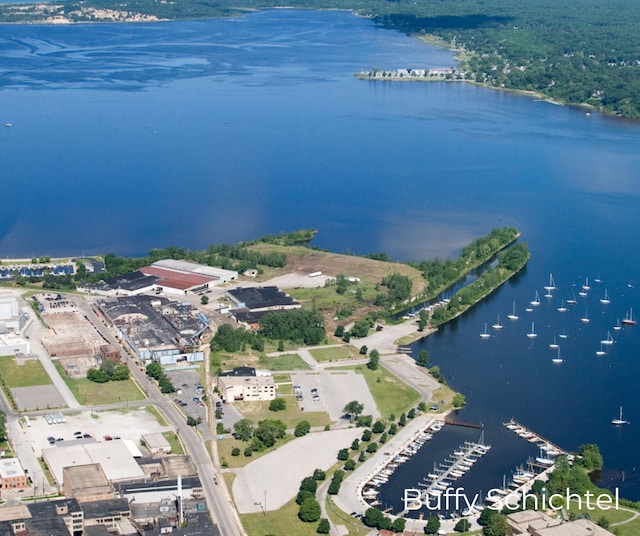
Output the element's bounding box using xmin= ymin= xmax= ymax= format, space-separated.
xmin=503 ymin=418 xmax=568 ymax=457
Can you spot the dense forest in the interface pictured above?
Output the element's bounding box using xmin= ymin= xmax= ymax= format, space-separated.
xmin=1 ymin=0 xmax=638 ymax=117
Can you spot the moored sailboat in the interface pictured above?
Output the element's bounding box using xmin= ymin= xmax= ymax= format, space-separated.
xmin=480 ymin=323 xmax=491 ymax=339
xmin=552 ymin=347 xmax=564 ymax=364
xmin=600 ymin=289 xmax=610 ymax=304
xmin=530 ymin=290 xmax=541 ymax=307
xmin=612 ymin=406 xmax=629 ymax=426
xmin=507 ymin=301 xmax=519 ymax=320
xmin=526 ymin=322 xmax=537 ymax=338
xmin=622 ymin=308 xmax=637 ymax=325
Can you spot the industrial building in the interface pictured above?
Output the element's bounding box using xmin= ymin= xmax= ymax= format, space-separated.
xmin=217 ymin=374 xmax=276 ymax=403
xmin=97 ymin=295 xmax=207 ymax=365
xmin=0 ymin=457 xmax=27 ymax=489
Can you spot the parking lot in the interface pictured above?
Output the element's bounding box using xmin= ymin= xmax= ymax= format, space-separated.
xmin=166 ymin=368 xmax=207 ymax=424
xmin=291 ymin=370 xmax=380 ymax=422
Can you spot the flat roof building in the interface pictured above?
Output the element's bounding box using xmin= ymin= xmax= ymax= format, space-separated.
xmin=227 ymin=286 xmax=300 ymax=313
xmin=217 ymin=374 xmax=276 ymax=403
xmin=63 ymin=463 xmax=114 ymax=503
xmin=0 ymin=457 xmax=27 ymax=489
xmin=142 ymin=432 xmax=172 ymax=455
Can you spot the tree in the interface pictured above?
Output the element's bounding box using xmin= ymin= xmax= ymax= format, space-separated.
xmin=343 ymin=400 xmax=364 ymax=422
xmin=454 ymin=518 xmax=471 ymax=532
xmin=392 ymin=517 xmax=406 ymax=533
xmin=344 ymin=459 xmax=356 ymax=471
xmin=576 ymin=444 xmax=603 ymax=471
xmin=146 ymin=362 xmax=163 ymax=380
xmin=351 ymin=438 xmax=360 ymax=450
xmin=312 ymin=468 xmax=326 ymax=481
xmin=299 ymin=476 xmax=318 ymax=494
xmin=233 ymin=419 xmax=255 ymax=441
xmin=317 ymin=518 xmax=330 ymax=534
xmin=483 ymin=514 xmax=508 ymax=536
xmin=200 ymin=295 xmax=209 ymax=305
xmin=359 ymin=345 xmax=368 ymax=355
xmin=453 ymin=393 xmax=466 ymax=408
xmin=416 ymin=349 xmax=429 ymax=368
xmin=425 ymin=516 xmax=441 ymax=534
xmin=253 ymin=419 xmax=286 ymax=449
xmin=361 ymin=429 xmax=372 ymax=442
xmin=366 ymin=442 xmax=378 ymax=453
xmin=367 ymin=349 xmax=380 ymax=370
xmin=372 ymin=420 xmax=385 ymax=434
xmin=363 ymin=508 xmax=386 ymax=528
xmin=337 ymin=448 xmax=349 ymax=461
xmin=269 ymin=397 xmax=286 ymax=412
xmin=296 ymin=490 xmax=315 ymax=505
xmin=294 ymin=420 xmax=311 ymax=437
xmin=298 ymin=498 xmax=321 ymax=522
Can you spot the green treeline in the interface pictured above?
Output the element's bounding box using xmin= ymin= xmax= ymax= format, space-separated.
xmin=430 ymin=241 xmax=530 ymax=327
xmin=412 ymin=226 xmax=520 ymax=297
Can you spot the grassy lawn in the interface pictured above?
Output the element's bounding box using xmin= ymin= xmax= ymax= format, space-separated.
xmin=258 ymin=353 xmax=310 ymax=371
xmin=54 ymin=361 xmax=145 ymax=405
xmin=234 ymin=399 xmax=330 ymax=429
xmin=162 ymin=431 xmax=184 ymax=455
xmin=567 ymin=497 xmax=639 ymax=534
xmin=241 ymin=496 xmax=329 ymax=536
xmin=430 ymin=385 xmax=456 ymax=412
xmin=328 ymin=364 xmax=420 ymax=419
xmin=309 ymin=346 xmax=355 ymax=362
xmin=0 ymin=356 xmax=52 ymax=387
xmin=277 ymin=383 xmax=293 ymax=395
xmin=218 ymin=434 xmax=297 ymax=469
xmin=273 ymin=374 xmax=291 ymax=383
xmin=325 ymin=496 xmax=369 ymax=535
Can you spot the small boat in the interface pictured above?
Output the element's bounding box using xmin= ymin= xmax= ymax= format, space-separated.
xmin=549 ymin=336 xmax=559 ymax=349
xmin=480 ymin=323 xmax=491 ymax=339
xmin=601 ymin=331 xmax=614 ymax=346
xmin=581 ymin=311 xmax=590 ymax=323
xmin=559 ymin=330 xmax=568 ymax=339
xmin=552 ymin=347 xmax=564 ymax=364
xmin=544 ymin=273 xmax=556 ymax=291
xmin=507 ymin=301 xmax=519 ymax=320
xmin=613 ymin=319 xmax=622 ymax=331
xmin=612 ymin=406 xmax=629 ymax=426
xmin=600 ymin=289 xmax=610 ymax=304
xmin=622 ymin=308 xmax=637 ymax=326
xmin=595 ymin=343 xmax=606 ymax=357
xmin=4 ymin=122 xmax=11 ymax=128
xmin=530 ymin=290 xmax=541 ymax=306
xmin=578 ymin=288 xmax=588 ymax=297
xmin=492 ymin=315 xmax=503 ymax=330
xmin=582 ymin=277 xmax=590 ymax=291
xmin=526 ymin=322 xmax=537 ymax=338
xmin=566 ymin=292 xmax=577 ymax=305
xmin=557 ymin=300 xmax=567 ymax=312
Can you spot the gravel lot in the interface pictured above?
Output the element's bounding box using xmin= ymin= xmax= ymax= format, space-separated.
xmin=22 ymin=407 xmax=171 ymax=457
xmin=12 ymin=385 xmax=66 ymax=411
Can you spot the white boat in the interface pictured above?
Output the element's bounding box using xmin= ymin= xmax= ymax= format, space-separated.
xmin=601 ymin=331 xmax=614 ymax=346
xmin=559 ymin=330 xmax=568 ymax=339
xmin=582 ymin=276 xmax=590 ymax=291
xmin=480 ymin=323 xmax=491 ymax=339
xmin=600 ymin=289 xmax=610 ymax=304
xmin=492 ymin=315 xmax=503 ymax=329
xmin=4 ymin=122 xmax=11 ymax=128
xmin=557 ymin=300 xmax=567 ymax=312
xmin=622 ymin=308 xmax=637 ymax=326
xmin=549 ymin=336 xmax=559 ymax=349
xmin=578 ymin=288 xmax=588 ymax=297
xmin=530 ymin=290 xmax=541 ymax=306
xmin=566 ymin=292 xmax=577 ymax=305
xmin=544 ymin=273 xmax=556 ymax=291
xmin=581 ymin=311 xmax=590 ymax=323
xmin=596 ymin=343 xmax=606 ymax=357
xmin=552 ymin=347 xmax=564 ymax=364
xmin=613 ymin=319 xmax=622 ymax=331
xmin=507 ymin=301 xmax=519 ymax=320
xmin=526 ymin=322 xmax=537 ymax=338
xmin=594 ymin=275 xmax=602 ymax=283
xmin=612 ymin=406 xmax=629 ymax=426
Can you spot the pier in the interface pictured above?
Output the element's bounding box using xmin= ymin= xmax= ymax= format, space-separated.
xmin=503 ymin=418 xmax=568 ymax=457
xmin=444 ymin=417 xmax=483 ymax=429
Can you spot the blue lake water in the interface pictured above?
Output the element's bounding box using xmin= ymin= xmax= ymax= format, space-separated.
xmin=2 ymin=9 xmax=640 ymax=505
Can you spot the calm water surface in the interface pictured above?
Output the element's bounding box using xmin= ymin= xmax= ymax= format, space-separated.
xmin=2 ymin=9 xmax=640 ymax=504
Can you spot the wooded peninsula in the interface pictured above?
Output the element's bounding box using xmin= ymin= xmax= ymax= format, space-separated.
xmin=1 ymin=0 xmax=639 ymax=118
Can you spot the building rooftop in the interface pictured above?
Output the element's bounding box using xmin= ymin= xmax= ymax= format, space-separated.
xmin=81 ymin=497 xmax=130 ymax=520
xmin=140 ymin=266 xmax=214 ymax=291
xmin=63 ymin=463 xmax=112 ymax=499
xmin=219 ymin=366 xmax=256 ymax=377
xmin=227 ymin=286 xmax=298 ymax=311
xmin=0 ymin=457 xmax=24 ymax=479
xmin=103 ymin=270 xmax=159 ymax=292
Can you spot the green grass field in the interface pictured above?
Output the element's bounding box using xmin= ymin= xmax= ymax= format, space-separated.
xmin=162 ymin=431 xmax=185 ymax=455
xmin=567 ymin=497 xmax=640 ymax=535
xmin=235 ymin=399 xmax=330 ymax=430
xmin=327 ymin=364 xmax=420 ymax=419
xmin=309 ymin=346 xmax=355 ymax=362
xmin=0 ymin=356 xmax=52 ymax=387
xmin=258 ymin=353 xmax=310 ymax=371
xmin=54 ymin=361 xmax=145 ymax=405
xmin=241 ymin=496 xmax=331 ymax=536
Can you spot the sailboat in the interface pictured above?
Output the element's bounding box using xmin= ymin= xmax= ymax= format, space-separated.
xmin=507 ymin=301 xmax=519 ymax=320
xmin=594 ymin=274 xmax=602 ymax=283
xmin=622 ymin=308 xmax=637 ymax=326
xmin=549 ymin=336 xmax=559 ymax=349
xmin=552 ymin=347 xmax=564 ymax=364
xmin=601 ymin=331 xmax=614 ymax=346
xmin=559 ymin=329 xmax=568 ymax=339
xmin=530 ymin=290 xmax=541 ymax=307
xmin=557 ymin=300 xmax=567 ymax=313
xmin=544 ymin=273 xmax=556 ymax=291
xmin=613 ymin=319 xmax=622 ymax=331
xmin=526 ymin=322 xmax=537 ymax=338
xmin=492 ymin=315 xmax=503 ymax=329
xmin=566 ymin=291 xmax=577 ymax=305
xmin=596 ymin=342 xmax=606 ymax=357
xmin=581 ymin=310 xmax=590 ymax=323
xmin=600 ymin=289 xmax=610 ymax=305
xmin=612 ymin=406 xmax=629 ymax=426
xmin=480 ymin=323 xmax=491 ymax=339
xmin=582 ymin=276 xmax=590 ymax=291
